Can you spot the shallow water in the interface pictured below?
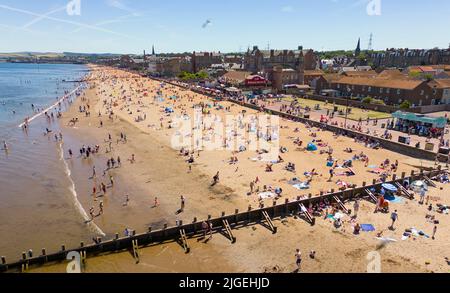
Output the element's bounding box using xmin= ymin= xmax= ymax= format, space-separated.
xmin=0 ymin=63 xmax=99 ymax=262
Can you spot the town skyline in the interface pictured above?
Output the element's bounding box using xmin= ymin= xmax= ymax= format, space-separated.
xmin=0 ymin=0 xmax=449 ymax=54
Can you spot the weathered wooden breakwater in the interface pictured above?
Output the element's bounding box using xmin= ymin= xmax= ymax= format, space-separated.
xmin=0 ymin=169 xmax=443 ymax=273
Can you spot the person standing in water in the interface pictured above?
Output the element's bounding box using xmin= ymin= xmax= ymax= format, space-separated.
xmin=3 ymin=141 xmax=8 ymax=151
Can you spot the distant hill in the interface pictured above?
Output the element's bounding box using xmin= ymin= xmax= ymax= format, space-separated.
xmin=0 ymin=52 xmax=121 ymax=59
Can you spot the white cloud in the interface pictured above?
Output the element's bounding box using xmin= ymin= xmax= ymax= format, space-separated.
xmin=106 ymin=0 xmax=140 ymax=16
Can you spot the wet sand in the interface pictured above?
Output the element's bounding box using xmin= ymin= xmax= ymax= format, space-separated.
xmin=30 ymin=66 xmax=450 ymax=273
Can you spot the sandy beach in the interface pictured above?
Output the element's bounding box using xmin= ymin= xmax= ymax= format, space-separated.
xmin=28 ymin=65 xmax=449 ymax=273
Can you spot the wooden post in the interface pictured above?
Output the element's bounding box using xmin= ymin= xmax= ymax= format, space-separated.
xmin=392 ymin=174 xmax=397 ymax=181
xmin=22 ymin=252 xmax=26 ymax=260
xmin=28 ymin=250 xmax=33 ymax=258
xmin=61 ymin=245 xmax=66 ymax=252
xmin=401 ymin=172 xmax=406 ymax=179
xmin=1 ymin=256 xmax=5 ymax=265
xmin=273 ymin=200 xmax=277 ymax=206
xmin=372 ymin=179 xmax=377 ymax=185
xmin=193 ymin=217 xmax=197 ymax=223
xmin=221 ymin=212 xmax=226 ymax=218
xmin=285 ymin=198 xmax=289 ymax=215
xmin=362 ymin=182 xmax=366 ymax=187
xmin=411 ymin=170 xmax=415 ymax=176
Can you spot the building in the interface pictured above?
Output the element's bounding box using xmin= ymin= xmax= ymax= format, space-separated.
xmin=269 ymin=50 xmax=306 ymax=91
xmin=219 ymin=70 xmax=272 ymax=93
xmin=191 ymin=52 xmax=223 ymax=73
xmin=243 ymin=45 xmax=318 ymax=73
xmin=328 ymin=76 xmax=441 ymax=106
xmin=148 ymin=56 xmax=191 ymax=77
xmin=429 ymin=79 xmax=450 ymax=104
xmin=408 ymin=66 xmax=450 ymax=79
xmin=370 ymin=48 xmax=450 ymax=68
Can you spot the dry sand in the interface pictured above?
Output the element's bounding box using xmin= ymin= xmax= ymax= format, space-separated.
xmin=31 ymin=66 xmax=449 ymax=273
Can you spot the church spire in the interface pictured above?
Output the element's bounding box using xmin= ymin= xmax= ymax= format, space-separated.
xmin=355 ymin=38 xmax=361 ymax=57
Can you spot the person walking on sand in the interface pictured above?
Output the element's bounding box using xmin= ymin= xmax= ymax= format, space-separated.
xmin=353 ymin=199 xmax=360 ymax=218
xmin=154 ymin=197 xmax=159 ymax=207
xmin=180 ymin=195 xmax=186 ymax=212
xmin=202 ymin=221 xmax=208 ymax=238
xmin=110 ymin=175 xmax=114 ymax=187
xmin=432 ymin=225 xmax=437 ymax=240
xmin=89 ymin=207 xmax=95 ymax=220
xmin=208 ymin=221 xmax=213 ymax=239
xmin=328 ymin=168 xmax=334 ymax=182
xmin=390 ymin=210 xmax=398 ymax=230
xmin=99 ymin=201 xmax=104 ymax=214
xmin=92 ymin=166 xmax=96 ymax=178
xmin=250 ymin=181 xmax=255 ymax=194
xmin=213 ymin=171 xmax=220 ymax=185
xmin=123 ymin=194 xmax=129 ymax=206
xmin=295 ymin=249 xmax=302 ymax=272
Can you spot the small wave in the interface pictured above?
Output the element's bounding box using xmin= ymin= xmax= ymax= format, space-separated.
xmin=18 ymin=85 xmax=83 ymax=128
xmin=58 ymin=142 xmax=106 ymax=237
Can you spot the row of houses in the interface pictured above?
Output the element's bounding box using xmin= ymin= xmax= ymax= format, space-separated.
xmin=314 ymin=67 xmax=450 ymax=106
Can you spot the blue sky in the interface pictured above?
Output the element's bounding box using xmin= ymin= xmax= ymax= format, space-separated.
xmin=0 ymin=0 xmax=449 ymax=54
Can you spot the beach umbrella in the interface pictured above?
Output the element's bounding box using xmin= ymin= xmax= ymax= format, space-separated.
xmin=411 ymin=181 xmax=428 ymax=192
xmin=381 ymin=183 xmax=398 ymax=192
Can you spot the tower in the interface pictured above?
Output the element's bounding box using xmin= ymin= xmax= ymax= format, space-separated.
xmin=152 ymin=45 xmax=155 ymax=56
xmin=368 ymin=33 xmax=373 ymax=51
xmin=355 ymin=38 xmax=361 ymax=57
xmin=143 ymin=50 xmax=146 ymax=60
xmin=297 ymin=50 xmax=305 ymax=85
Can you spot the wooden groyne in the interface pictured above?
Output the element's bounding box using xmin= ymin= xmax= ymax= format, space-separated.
xmin=0 ymin=169 xmax=443 ymax=273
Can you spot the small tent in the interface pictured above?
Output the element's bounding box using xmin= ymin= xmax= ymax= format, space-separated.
xmin=306 ymin=143 xmax=318 ymax=151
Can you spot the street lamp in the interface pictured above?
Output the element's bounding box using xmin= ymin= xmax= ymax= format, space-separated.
xmin=344 ymin=87 xmax=351 ymax=129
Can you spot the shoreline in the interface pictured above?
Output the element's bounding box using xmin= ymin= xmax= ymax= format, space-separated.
xmin=5 ymin=65 xmax=448 ymax=273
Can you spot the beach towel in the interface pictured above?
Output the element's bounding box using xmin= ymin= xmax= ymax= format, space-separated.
xmin=376 ymin=237 xmax=397 ymax=243
xmin=258 ymin=192 xmax=275 ymax=199
xmin=361 ymin=224 xmax=375 ymax=232
xmin=287 ymin=178 xmax=301 ymax=185
xmin=293 ymin=182 xmax=310 ymax=190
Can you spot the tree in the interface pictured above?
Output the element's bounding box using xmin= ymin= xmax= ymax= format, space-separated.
xmin=399 ymin=100 xmax=412 ymax=109
xmin=362 ymin=96 xmax=373 ymax=104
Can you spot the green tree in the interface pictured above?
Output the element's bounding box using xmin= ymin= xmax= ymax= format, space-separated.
xmin=362 ymin=96 xmax=373 ymax=104
xmin=399 ymin=100 xmax=412 ymax=109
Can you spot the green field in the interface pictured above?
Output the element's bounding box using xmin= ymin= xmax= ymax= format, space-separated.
xmin=282 ymin=96 xmax=392 ymax=121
